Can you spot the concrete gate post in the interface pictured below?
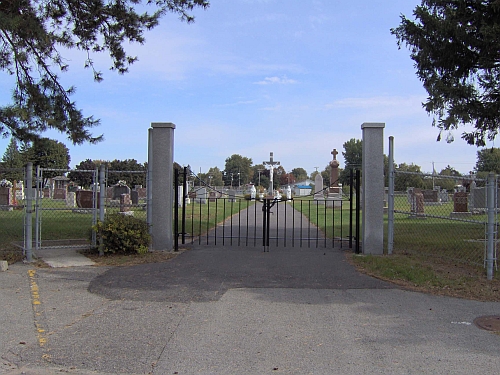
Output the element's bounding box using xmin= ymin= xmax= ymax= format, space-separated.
xmin=361 ymin=123 xmax=385 ymax=255
xmin=150 ymin=122 xmax=175 ymax=251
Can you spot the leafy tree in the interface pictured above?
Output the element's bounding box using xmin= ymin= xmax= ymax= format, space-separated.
xmin=392 ymin=1 xmax=500 ymax=146
xmin=474 ymin=148 xmax=500 ymax=174
xmin=67 ymin=159 xmax=98 ymax=188
xmin=0 ymin=0 xmax=209 ymax=144
xmin=394 ymin=163 xmax=424 ymax=191
xmin=107 ymin=159 xmax=146 ymax=187
xmin=436 ymin=165 xmax=462 ymax=191
xmin=339 ymin=138 xmax=362 ymax=186
xmin=23 ymin=138 xmax=70 ymax=187
xmin=198 ymin=166 xmax=223 ymax=187
xmin=291 ymin=167 xmax=308 ymax=182
xmin=1 ymin=137 xmax=24 ymax=182
xmin=252 ymin=164 xmax=269 ymax=190
xmin=224 ymin=154 xmax=253 ymax=187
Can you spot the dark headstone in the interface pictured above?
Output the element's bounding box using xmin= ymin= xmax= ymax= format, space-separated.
xmin=53 ymin=188 xmax=67 ymax=200
xmin=76 ymin=190 xmax=94 ymax=209
xmin=112 ymin=185 xmax=130 ymax=200
xmin=120 ymin=193 xmax=131 ymax=212
xmin=422 ymin=190 xmax=438 ymax=202
xmin=0 ymin=187 xmax=12 ymax=211
xmin=130 ymin=190 xmax=139 ymax=205
xmin=453 ymin=192 xmax=468 ymax=212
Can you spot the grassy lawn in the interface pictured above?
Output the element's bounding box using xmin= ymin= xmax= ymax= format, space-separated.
xmin=0 ymin=197 xmax=252 ymax=261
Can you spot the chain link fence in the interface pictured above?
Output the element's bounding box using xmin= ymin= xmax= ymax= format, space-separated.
xmin=390 ymin=171 xmax=497 ymax=275
xmin=0 ymin=165 xmax=148 ymax=259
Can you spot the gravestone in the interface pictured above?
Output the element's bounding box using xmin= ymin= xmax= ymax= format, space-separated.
xmin=112 ymin=185 xmax=131 ymax=200
xmin=326 ymin=149 xmax=342 ymax=208
xmin=438 ymin=189 xmax=449 ymax=203
xmin=106 ymin=187 xmax=114 ymax=199
xmin=422 ymin=189 xmax=439 ymax=203
xmin=314 ymin=173 xmax=324 ymax=204
xmin=209 ymin=191 xmax=218 ymax=202
xmin=76 ymin=190 xmax=98 ymax=209
xmin=408 ymin=188 xmax=424 ymax=217
xmin=196 ymin=187 xmax=207 ymax=204
xmin=453 ymin=192 xmax=468 ymax=212
xmin=228 ymin=189 xmax=236 ymax=203
xmin=66 ymin=191 xmax=76 ymax=208
xmin=0 ymin=187 xmax=13 ymax=211
xmin=450 ymin=191 xmax=472 ymax=218
xmin=130 ymin=190 xmax=139 ymax=205
xmin=53 ymin=187 xmax=67 ymax=200
xmin=136 ymin=187 xmax=147 ymax=199
xmin=120 ymin=193 xmax=133 ymax=215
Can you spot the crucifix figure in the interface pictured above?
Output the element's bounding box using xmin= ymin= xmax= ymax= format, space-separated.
xmin=263 ymin=152 xmax=280 ymax=194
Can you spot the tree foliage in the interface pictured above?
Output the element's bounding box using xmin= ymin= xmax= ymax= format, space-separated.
xmin=224 ymin=154 xmax=253 ymax=187
xmin=0 ymin=0 xmax=209 ymax=144
xmin=67 ymin=158 xmax=98 ymax=188
xmin=291 ymin=167 xmax=308 ymax=182
xmin=394 ymin=163 xmax=424 ymax=191
xmin=1 ymin=137 xmax=24 ymax=181
xmin=475 ymin=147 xmax=500 ymax=173
xmin=392 ymin=1 xmax=500 ymax=146
xmin=108 ymin=159 xmax=146 ymax=186
xmin=340 ymin=138 xmax=362 ymax=185
xmin=24 ymin=137 xmax=71 ymax=186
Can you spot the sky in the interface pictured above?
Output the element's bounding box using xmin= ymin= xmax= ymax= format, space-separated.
xmin=0 ymin=0 xmax=489 ymax=176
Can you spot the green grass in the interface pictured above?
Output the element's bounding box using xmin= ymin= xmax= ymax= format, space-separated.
xmin=0 ymin=197 xmax=251 ymax=256
xmin=292 ymin=196 xmax=354 ymax=240
xmin=181 ymin=198 xmax=255 ymax=237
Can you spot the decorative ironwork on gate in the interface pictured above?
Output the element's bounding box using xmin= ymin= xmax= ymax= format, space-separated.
xmin=174 ymin=167 xmax=361 ymax=251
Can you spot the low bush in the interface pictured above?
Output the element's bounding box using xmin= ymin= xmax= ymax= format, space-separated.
xmin=93 ymin=214 xmax=151 ymax=255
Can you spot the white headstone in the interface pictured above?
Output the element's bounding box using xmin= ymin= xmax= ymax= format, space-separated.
xmin=314 ymin=173 xmax=324 ymax=203
xmin=196 ymin=187 xmax=207 ymax=204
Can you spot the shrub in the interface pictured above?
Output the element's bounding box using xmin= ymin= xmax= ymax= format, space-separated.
xmin=93 ymin=214 xmax=151 ymax=255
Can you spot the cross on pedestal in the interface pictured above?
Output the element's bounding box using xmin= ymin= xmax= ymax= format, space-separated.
xmin=263 ymin=152 xmax=280 ymax=194
xmin=331 ymin=148 xmax=338 ymax=161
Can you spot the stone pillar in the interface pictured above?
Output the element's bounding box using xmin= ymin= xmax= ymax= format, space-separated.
xmin=151 ymin=122 xmax=175 ymax=251
xmin=361 ymin=122 xmax=385 ymax=255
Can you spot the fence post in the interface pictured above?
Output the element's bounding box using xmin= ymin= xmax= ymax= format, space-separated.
xmin=99 ymin=165 xmax=105 ymax=223
xmin=24 ymin=163 xmax=33 ymax=263
xmin=150 ymin=122 xmax=175 ymax=251
xmin=147 ymin=128 xmax=153 ymax=236
xmin=387 ymin=136 xmax=395 ymax=255
xmin=35 ymin=165 xmax=41 ymax=250
xmin=361 ymin=122 xmax=385 ymax=255
xmin=486 ymin=173 xmax=495 ymax=280
xmin=174 ymin=168 xmax=179 ymax=252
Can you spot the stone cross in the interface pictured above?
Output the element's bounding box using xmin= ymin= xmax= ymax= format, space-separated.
xmin=331 ymin=149 xmax=338 ymax=161
xmin=263 ymin=152 xmax=280 ymax=194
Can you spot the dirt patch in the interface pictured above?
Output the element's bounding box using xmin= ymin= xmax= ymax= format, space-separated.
xmin=81 ymin=248 xmax=185 ymax=267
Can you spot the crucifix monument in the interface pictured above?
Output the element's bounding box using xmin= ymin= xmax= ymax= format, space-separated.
xmin=263 ymin=152 xmax=280 ymax=195
xmin=330 ymin=148 xmax=340 ymax=193
xmin=326 ymin=148 xmax=342 ymax=208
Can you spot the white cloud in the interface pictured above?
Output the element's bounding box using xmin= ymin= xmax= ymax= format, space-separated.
xmin=254 ymin=76 xmax=298 ymax=85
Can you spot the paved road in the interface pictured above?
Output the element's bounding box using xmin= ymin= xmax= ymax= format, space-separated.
xmin=1 ymin=203 xmax=499 ymax=374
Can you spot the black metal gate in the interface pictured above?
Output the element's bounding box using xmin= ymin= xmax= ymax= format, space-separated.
xmin=174 ymin=167 xmax=361 ymax=251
